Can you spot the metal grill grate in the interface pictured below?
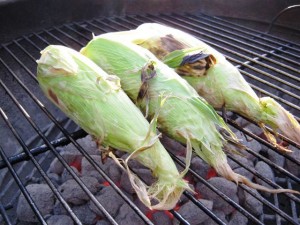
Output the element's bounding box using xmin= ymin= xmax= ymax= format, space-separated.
xmin=0 ymin=13 xmax=299 ymax=225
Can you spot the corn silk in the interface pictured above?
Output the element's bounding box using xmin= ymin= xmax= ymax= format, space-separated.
xmin=36 ymin=45 xmax=192 ymax=210
xmin=81 ymin=37 xmax=298 ymax=194
xmin=104 ymin=23 xmax=300 ymax=152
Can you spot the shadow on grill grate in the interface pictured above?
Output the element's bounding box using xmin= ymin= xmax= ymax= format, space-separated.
xmin=0 ymin=13 xmax=299 ymax=225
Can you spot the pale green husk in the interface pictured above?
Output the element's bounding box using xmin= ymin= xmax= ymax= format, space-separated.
xmin=81 ymin=34 xmax=300 ymax=195
xmin=37 ymin=45 xmax=190 ymax=210
xmin=103 ymin=23 xmax=300 ymax=150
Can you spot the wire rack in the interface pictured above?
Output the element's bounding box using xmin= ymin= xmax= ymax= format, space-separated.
xmin=0 ymin=13 xmax=299 ymax=225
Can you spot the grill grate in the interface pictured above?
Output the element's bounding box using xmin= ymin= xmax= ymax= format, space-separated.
xmin=0 ymin=13 xmax=299 ymax=225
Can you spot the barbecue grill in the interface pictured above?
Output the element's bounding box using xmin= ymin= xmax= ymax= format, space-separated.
xmin=0 ymin=2 xmax=299 ymax=225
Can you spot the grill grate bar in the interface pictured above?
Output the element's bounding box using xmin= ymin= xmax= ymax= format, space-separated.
xmin=142 ymin=14 xmax=300 ymax=84
xmin=0 ymin=108 xmax=83 ymax=225
xmin=241 ymin=185 xmax=298 ymax=225
xmin=0 ymin=199 xmax=12 ymax=225
xmin=0 ymin=129 xmax=85 ymax=170
xmin=181 ymin=13 xmax=300 ymax=60
xmin=52 ymin=26 xmax=84 ymax=47
xmin=0 ymin=37 xmax=154 ymax=225
xmin=235 ymin=68 xmax=300 ymax=102
xmin=64 ymin=24 xmax=93 ymax=41
xmin=183 ymin=191 xmax=226 ymax=225
xmin=195 ymin=13 xmax=300 ymax=50
xmin=169 ymin=210 xmax=190 ymax=225
xmin=228 ymin=117 xmax=300 ymax=164
xmin=273 ymin=194 xmax=282 ymax=225
xmin=0 ymin=145 xmax=47 ymax=224
xmin=228 ymin=155 xmax=300 ymax=204
xmin=288 ymin=179 xmax=299 ymax=222
xmin=246 ymin=83 xmax=300 ymax=117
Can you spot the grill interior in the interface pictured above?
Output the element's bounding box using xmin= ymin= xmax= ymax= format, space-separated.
xmin=0 ymin=13 xmax=299 ymax=225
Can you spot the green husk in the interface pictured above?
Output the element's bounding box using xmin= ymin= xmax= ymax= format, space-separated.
xmin=37 ymin=45 xmax=191 ymax=210
xmin=105 ymin=23 xmax=300 ymax=151
xmin=80 ymin=37 xmax=299 ymax=194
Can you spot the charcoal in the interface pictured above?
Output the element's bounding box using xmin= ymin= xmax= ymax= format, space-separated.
xmin=201 ymin=209 xmax=227 ymax=225
xmin=72 ymin=203 xmax=97 ymax=225
xmin=179 ymin=184 xmax=195 ymax=204
xmin=119 ymin=170 xmax=135 ymax=194
xmin=103 ymin=159 xmax=123 ymax=183
xmin=96 ymin=220 xmax=110 ymax=225
xmin=76 ymin=135 xmax=100 ymax=155
xmin=53 ymin=200 xmax=68 ymax=215
xmin=16 ymin=184 xmax=55 ymax=223
xmin=160 ymin=134 xmax=186 ymax=156
xmin=61 ymin=142 xmax=81 ymax=155
xmin=15 ymin=221 xmax=37 ymax=225
xmin=81 ymin=155 xmax=106 ymax=183
xmin=59 ymin=176 xmax=100 ymax=205
xmin=47 ymin=172 xmax=61 ymax=187
xmin=228 ymin=154 xmax=253 ymax=170
xmin=196 ymin=177 xmax=238 ymax=215
xmin=152 ymin=211 xmax=173 ymax=225
xmin=241 ymin=189 xmax=263 ymax=216
xmin=199 ymin=199 xmax=214 ymax=210
xmin=244 ymin=124 xmax=262 ymax=135
xmin=61 ymin=166 xmax=81 ymax=183
xmin=190 ymin=156 xmax=210 ymax=178
xmin=229 ymin=210 xmax=248 ymax=225
xmin=177 ymin=200 xmax=212 ymax=225
xmin=88 ymin=186 xmax=123 ymax=217
xmin=47 ymin=152 xmax=81 ymax=176
xmin=234 ymin=131 xmax=261 ymax=160
xmin=115 ymin=203 xmax=144 ymax=225
xmin=174 ymin=155 xmax=187 ymax=172
xmin=48 ymin=158 xmax=65 ymax=175
xmin=254 ymin=161 xmax=274 ymax=196
xmin=121 ymin=153 xmax=146 ymax=170
xmin=135 ymin=168 xmax=155 ymax=185
xmin=81 ymin=155 xmax=103 ymax=172
xmin=285 ymin=146 xmax=300 ymax=177
xmin=47 ymin=215 xmax=74 ymax=225
xmin=267 ymin=149 xmax=285 ymax=168
xmin=234 ymin=167 xmax=254 ymax=180
xmin=133 ymin=197 xmax=149 ymax=215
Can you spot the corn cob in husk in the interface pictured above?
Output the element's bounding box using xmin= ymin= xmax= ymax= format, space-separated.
xmin=102 ymin=23 xmax=300 ymax=151
xmin=37 ymin=45 xmax=191 ymax=210
xmin=80 ymin=38 xmax=298 ymax=194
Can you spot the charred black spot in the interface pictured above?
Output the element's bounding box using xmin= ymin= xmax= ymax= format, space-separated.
xmin=192 ymin=65 xmax=206 ymax=70
xmin=137 ymin=82 xmax=149 ymax=103
xmin=141 ymin=62 xmax=157 ymax=82
xmin=161 ymin=34 xmax=187 ymax=52
xmin=48 ymin=89 xmax=59 ymax=105
xmin=180 ymin=52 xmax=210 ymax=66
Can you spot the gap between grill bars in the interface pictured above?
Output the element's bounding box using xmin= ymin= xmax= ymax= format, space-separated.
xmin=0 ymin=13 xmax=299 ymax=225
